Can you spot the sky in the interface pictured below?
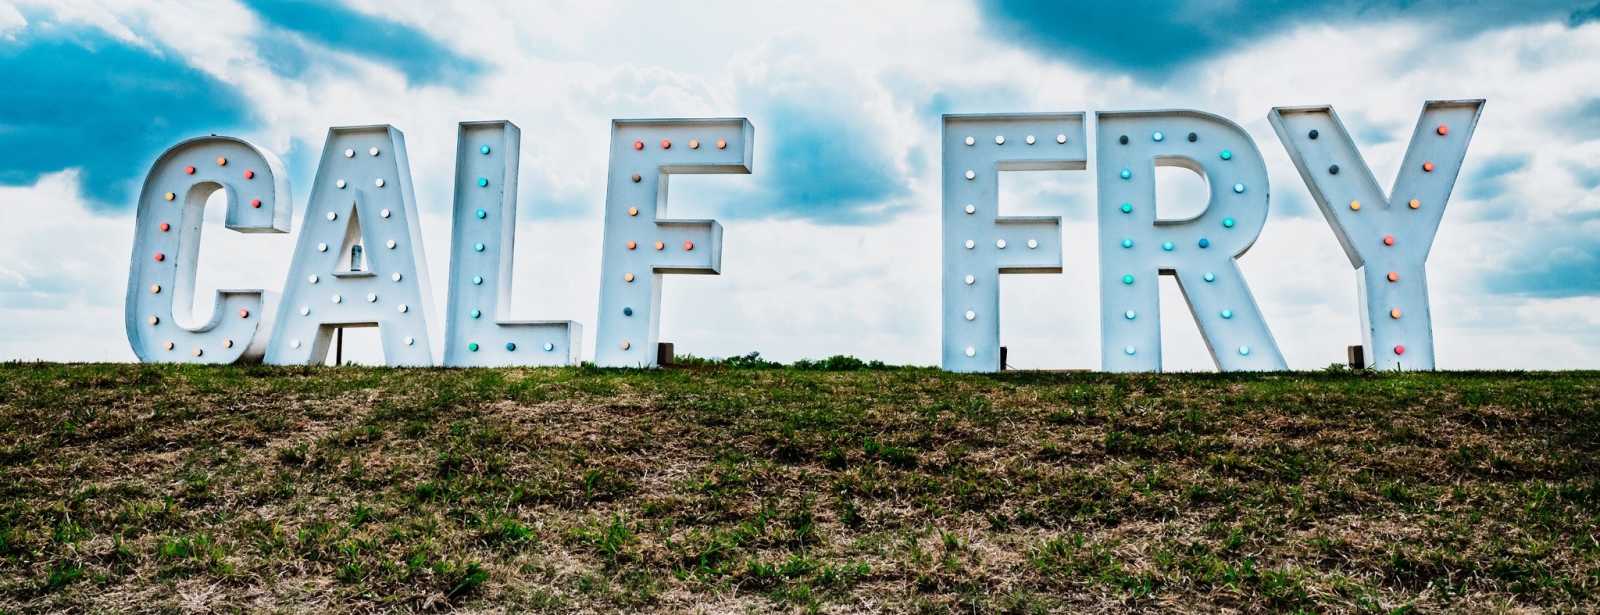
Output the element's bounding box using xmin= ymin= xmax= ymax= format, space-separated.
xmin=1 ymin=0 xmax=1598 ymax=370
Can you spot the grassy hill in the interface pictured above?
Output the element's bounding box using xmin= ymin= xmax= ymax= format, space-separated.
xmin=1 ymin=362 xmax=1598 ymax=612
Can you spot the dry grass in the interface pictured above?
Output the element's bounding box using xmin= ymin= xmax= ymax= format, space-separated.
xmin=0 ymin=361 xmax=1597 ymax=613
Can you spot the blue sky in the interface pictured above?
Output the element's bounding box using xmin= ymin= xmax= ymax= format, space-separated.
xmin=0 ymin=0 xmax=1598 ymax=368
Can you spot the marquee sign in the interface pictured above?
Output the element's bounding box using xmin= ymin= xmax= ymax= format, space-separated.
xmin=125 ymin=99 xmax=1483 ymax=371
xmin=442 ymin=121 xmax=580 ymax=367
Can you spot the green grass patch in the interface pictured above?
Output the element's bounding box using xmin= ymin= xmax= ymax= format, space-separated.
xmin=0 ymin=363 xmax=1596 ymax=611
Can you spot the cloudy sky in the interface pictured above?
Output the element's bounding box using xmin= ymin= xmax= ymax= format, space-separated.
xmin=2 ymin=0 xmax=1598 ymax=369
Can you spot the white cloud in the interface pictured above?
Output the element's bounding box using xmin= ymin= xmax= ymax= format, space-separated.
xmin=0 ymin=2 xmax=25 ymax=39
xmin=3 ymin=2 xmax=1599 ymax=368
